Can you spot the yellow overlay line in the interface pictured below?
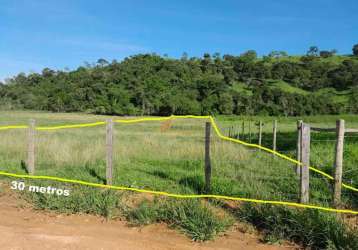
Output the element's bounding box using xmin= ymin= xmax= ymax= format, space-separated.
xmin=0 ymin=115 xmax=358 ymax=213
xmin=0 ymin=170 xmax=357 ymax=215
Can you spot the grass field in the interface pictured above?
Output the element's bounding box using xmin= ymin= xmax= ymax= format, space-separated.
xmin=0 ymin=111 xmax=357 ymax=248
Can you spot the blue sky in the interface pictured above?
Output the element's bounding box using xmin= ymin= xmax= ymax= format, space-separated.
xmin=0 ymin=0 xmax=357 ymax=81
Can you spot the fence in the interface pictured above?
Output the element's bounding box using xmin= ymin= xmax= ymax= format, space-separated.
xmin=1 ymin=115 xmax=358 ymax=214
xmin=22 ymin=118 xmax=214 ymax=189
xmin=226 ymin=119 xmax=278 ymax=150
xmin=24 ymin=118 xmax=282 ymax=194
xmin=225 ymin=118 xmax=358 ymax=208
xmin=297 ymin=120 xmax=358 ymax=208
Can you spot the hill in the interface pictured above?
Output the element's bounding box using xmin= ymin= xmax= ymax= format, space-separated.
xmin=0 ymin=53 xmax=357 ymax=116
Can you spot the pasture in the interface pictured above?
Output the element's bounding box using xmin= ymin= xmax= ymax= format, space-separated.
xmin=0 ymin=111 xmax=357 ymax=247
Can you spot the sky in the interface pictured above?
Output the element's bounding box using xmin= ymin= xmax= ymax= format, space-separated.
xmin=0 ymin=0 xmax=357 ymax=81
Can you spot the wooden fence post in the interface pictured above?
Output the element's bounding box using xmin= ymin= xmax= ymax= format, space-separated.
xmin=273 ymin=120 xmax=277 ymax=151
xmin=205 ymin=122 xmax=211 ymax=193
xmin=300 ymin=123 xmax=310 ymax=203
xmin=27 ymin=119 xmax=35 ymax=175
xmin=106 ymin=119 xmax=114 ymax=185
xmin=248 ymin=119 xmax=252 ymax=143
xmin=296 ymin=120 xmax=303 ymax=176
xmin=242 ymin=121 xmax=245 ymax=140
xmin=237 ymin=124 xmax=240 ymax=139
xmin=333 ymin=119 xmax=345 ymax=208
xmin=258 ymin=121 xmax=263 ymax=146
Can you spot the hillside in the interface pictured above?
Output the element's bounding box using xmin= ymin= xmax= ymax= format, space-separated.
xmin=1 ymin=53 xmax=357 ymax=116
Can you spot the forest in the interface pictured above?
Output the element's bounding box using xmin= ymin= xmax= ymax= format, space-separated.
xmin=1 ymin=45 xmax=358 ymax=116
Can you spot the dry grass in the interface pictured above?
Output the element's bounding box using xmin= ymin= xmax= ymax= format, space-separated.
xmin=0 ymin=111 xmax=338 ymax=204
xmin=1 ymin=111 xmax=357 ymax=248
xmin=160 ymin=119 xmax=173 ymax=132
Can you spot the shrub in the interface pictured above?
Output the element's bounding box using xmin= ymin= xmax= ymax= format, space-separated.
xmin=236 ymin=204 xmax=358 ymax=249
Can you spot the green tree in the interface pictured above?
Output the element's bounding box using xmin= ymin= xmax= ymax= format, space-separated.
xmin=307 ymin=46 xmax=319 ymax=57
xmin=353 ymin=44 xmax=358 ymax=56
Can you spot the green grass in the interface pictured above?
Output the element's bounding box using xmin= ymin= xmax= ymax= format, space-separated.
xmin=267 ymin=55 xmax=358 ymax=65
xmin=314 ymin=88 xmax=352 ymax=104
xmin=232 ymin=81 xmax=253 ymax=96
xmin=126 ymin=198 xmax=233 ymax=241
xmin=0 ymin=111 xmax=357 ymax=247
xmin=266 ymin=79 xmax=310 ymax=95
xmin=218 ymin=114 xmax=358 ymax=203
xmin=236 ymin=204 xmax=358 ymax=250
xmin=230 ymin=77 xmax=354 ymax=107
xmin=24 ymin=181 xmax=122 ymax=218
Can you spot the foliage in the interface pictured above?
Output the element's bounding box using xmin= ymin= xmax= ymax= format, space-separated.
xmin=1 ymin=111 xmax=358 ymax=246
xmin=1 ymin=49 xmax=358 ymax=116
xmin=353 ymin=44 xmax=358 ymax=56
xmin=24 ymin=182 xmax=122 ymax=218
xmin=236 ymin=204 xmax=358 ymax=250
xmin=126 ymin=199 xmax=233 ymax=241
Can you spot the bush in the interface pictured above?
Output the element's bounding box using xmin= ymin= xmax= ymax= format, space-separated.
xmin=127 ymin=198 xmax=233 ymax=241
xmin=23 ymin=182 xmax=122 ymax=218
xmin=236 ymin=204 xmax=358 ymax=249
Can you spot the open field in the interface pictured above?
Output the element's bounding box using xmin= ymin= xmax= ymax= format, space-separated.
xmin=218 ymin=114 xmax=358 ymax=202
xmin=0 ymin=111 xmax=358 ymax=249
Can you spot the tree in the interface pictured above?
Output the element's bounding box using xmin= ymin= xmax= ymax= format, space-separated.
xmin=307 ymin=46 xmax=319 ymax=57
xmin=353 ymin=44 xmax=358 ymax=56
xmin=320 ymin=50 xmax=333 ymax=58
xmin=240 ymin=50 xmax=257 ymax=62
xmin=349 ymin=87 xmax=358 ymax=113
xmin=1 ymin=50 xmax=357 ymax=116
xmin=180 ymin=52 xmax=188 ymax=61
xmin=319 ymin=49 xmax=337 ymax=58
xmin=331 ymin=49 xmax=338 ymax=55
xmin=268 ymin=51 xmax=288 ymax=58
xmin=97 ymin=58 xmax=109 ymax=67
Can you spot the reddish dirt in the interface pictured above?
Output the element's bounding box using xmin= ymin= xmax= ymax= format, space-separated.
xmin=0 ymin=192 xmax=298 ymax=250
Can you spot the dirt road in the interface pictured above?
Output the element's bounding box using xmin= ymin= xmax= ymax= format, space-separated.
xmin=0 ymin=193 xmax=297 ymax=250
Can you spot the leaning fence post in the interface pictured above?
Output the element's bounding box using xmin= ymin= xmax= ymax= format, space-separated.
xmin=27 ymin=119 xmax=35 ymax=175
xmin=106 ymin=118 xmax=114 ymax=185
xmin=300 ymin=123 xmax=310 ymax=203
xmin=296 ymin=120 xmax=303 ymax=176
xmin=258 ymin=121 xmax=263 ymax=146
xmin=205 ymin=122 xmax=211 ymax=193
xmin=333 ymin=119 xmax=345 ymax=208
xmin=273 ymin=120 xmax=277 ymax=151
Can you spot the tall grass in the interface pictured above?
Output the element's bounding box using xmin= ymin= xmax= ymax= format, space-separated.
xmin=126 ymin=198 xmax=233 ymax=241
xmin=236 ymin=204 xmax=358 ymax=249
xmin=0 ymin=111 xmax=357 ymax=246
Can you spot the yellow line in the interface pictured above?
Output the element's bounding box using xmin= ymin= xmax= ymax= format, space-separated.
xmin=0 ymin=170 xmax=357 ymax=215
xmin=0 ymin=115 xmax=357 ymax=193
xmin=36 ymin=121 xmax=106 ymax=130
xmin=0 ymin=125 xmax=28 ymax=130
xmin=114 ymin=116 xmax=173 ymax=123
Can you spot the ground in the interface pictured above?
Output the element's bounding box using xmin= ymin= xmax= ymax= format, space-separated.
xmin=1 ymin=111 xmax=357 ymax=249
xmin=0 ymin=190 xmax=297 ymax=250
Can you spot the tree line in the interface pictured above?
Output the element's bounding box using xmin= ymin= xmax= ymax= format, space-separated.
xmin=1 ymin=45 xmax=358 ymax=116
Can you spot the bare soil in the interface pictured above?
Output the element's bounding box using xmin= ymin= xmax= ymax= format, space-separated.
xmin=0 ymin=190 xmax=298 ymax=250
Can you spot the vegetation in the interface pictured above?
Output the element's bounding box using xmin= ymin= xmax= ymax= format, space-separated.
xmin=237 ymin=204 xmax=358 ymax=250
xmin=1 ymin=45 xmax=358 ymax=116
xmin=126 ymin=199 xmax=233 ymax=241
xmin=0 ymin=111 xmax=358 ymax=247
